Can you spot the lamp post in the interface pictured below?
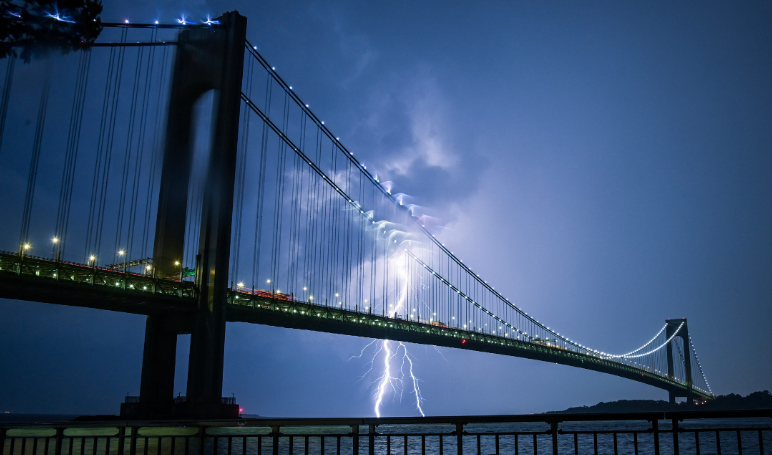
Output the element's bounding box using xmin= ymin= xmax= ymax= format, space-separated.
xmin=18 ymin=243 xmax=31 ymax=274
xmin=174 ymin=260 xmax=182 ymax=296
xmin=51 ymin=237 xmax=60 ymax=261
xmin=118 ymin=249 xmax=126 ymax=273
xmin=118 ymin=250 xmax=126 ymax=289
xmin=88 ymin=255 xmax=96 ymax=284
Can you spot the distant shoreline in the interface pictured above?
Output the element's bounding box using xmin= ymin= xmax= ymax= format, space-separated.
xmin=0 ymin=413 xmax=80 ymax=424
xmin=547 ymin=391 xmax=772 ymax=414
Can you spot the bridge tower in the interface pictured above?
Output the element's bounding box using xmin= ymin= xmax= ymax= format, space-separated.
xmin=665 ymin=318 xmax=693 ymax=405
xmin=122 ymin=11 xmax=247 ymax=419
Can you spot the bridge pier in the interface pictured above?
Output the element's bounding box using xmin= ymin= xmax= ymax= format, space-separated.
xmin=121 ymin=11 xmax=246 ymax=420
xmin=135 ymin=315 xmax=178 ymax=418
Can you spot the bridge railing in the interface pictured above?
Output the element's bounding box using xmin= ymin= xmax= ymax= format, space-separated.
xmin=0 ymin=251 xmax=197 ymax=299
xmin=1 ymin=409 xmax=769 ymax=455
xmin=0 ymin=246 xmax=710 ymax=398
xmin=227 ymin=291 xmax=713 ymax=400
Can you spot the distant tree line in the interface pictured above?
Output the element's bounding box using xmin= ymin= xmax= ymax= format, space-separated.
xmin=1 ymin=0 xmax=102 ymax=62
xmin=549 ymin=390 xmax=772 ymax=414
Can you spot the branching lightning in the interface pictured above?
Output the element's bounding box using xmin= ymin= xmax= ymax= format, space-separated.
xmin=350 ymin=234 xmax=428 ymax=417
xmin=399 ymin=341 xmax=424 ymax=416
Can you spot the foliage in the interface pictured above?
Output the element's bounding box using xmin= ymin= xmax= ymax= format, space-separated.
xmin=0 ymin=0 xmax=102 ymax=62
xmin=548 ymin=391 xmax=772 ymax=414
xmin=703 ymin=390 xmax=772 ymax=410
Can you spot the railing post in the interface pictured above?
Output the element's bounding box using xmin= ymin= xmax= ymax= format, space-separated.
xmin=0 ymin=427 xmax=6 ymax=455
xmin=272 ymin=426 xmax=279 ymax=455
xmin=198 ymin=426 xmax=207 ymax=455
xmin=368 ymin=425 xmax=374 ymax=455
xmin=550 ymin=422 xmax=558 ymax=455
xmin=455 ymin=423 xmax=463 ymax=455
xmin=351 ymin=425 xmax=359 ymax=455
xmin=129 ymin=426 xmax=137 ymax=455
xmin=54 ymin=427 xmax=63 ymax=455
xmin=117 ymin=426 xmax=126 ymax=455
xmin=651 ymin=419 xmax=659 ymax=455
xmin=672 ymin=418 xmax=679 ymax=455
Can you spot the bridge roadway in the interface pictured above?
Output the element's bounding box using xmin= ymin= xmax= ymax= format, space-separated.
xmin=0 ymin=251 xmax=711 ymax=401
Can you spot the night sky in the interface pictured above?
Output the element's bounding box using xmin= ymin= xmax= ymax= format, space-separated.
xmin=1 ymin=1 xmax=771 ymax=417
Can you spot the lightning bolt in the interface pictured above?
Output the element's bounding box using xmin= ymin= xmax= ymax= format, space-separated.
xmin=399 ymin=341 xmax=424 ymax=416
xmin=352 ymin=243 xmax=427 ymax=417
xmin=374 ymin=340 xmax=394 ymax=418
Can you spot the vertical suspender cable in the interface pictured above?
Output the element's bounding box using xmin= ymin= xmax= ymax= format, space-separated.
xmin=114 ymin=45 xmax=145 ymax=264
xmin=269 ymin=92 xmax=289 ymax=291
xmin=231 ymin=54 xmax=254 ymax=285
xmin=141 ymin=45 xmax=169 ymax=260
xmin=251 ymin=76 xmax=271 ymax=292
xmin=19 ymin=63 xmax=52 ymax=246
xmin=126 ymin=30 xmax=158 ymax=264
xmin=0 ymin=54 xmax=16 ymax=154
xmin=56 ymin=50 xmax=92 ymax=257
xmin=94 ymin=29 xmax=127 ymax=258
xmin=85 ymin=45 xmax=116 ymax=260
xmin=85 ymin=28 xmax=126 ymax=262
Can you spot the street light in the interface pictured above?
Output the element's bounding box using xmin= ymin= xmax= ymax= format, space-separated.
xmin=19 ymin=243 xmax=31 ymax=264
xmin=51 ymin=237 xmax=60 ymax=261
xmin=174 ymin=260 xmax=182 ymax=283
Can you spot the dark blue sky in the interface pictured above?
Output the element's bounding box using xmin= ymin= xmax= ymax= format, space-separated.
xmin=1 ymin=1 xmax=771 ymax=417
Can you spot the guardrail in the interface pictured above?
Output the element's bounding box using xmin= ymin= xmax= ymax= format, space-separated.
xmin=227 ymin=295 xmax=712 ymax=401
xmin=1 ymin=409 xmax=770 ymax=455
xmin=0 ymin=251 xmax=197 ymax=299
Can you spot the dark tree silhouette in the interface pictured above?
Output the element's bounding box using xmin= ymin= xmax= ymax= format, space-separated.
xmin=1 ymin=0 xmax=102 ymax=62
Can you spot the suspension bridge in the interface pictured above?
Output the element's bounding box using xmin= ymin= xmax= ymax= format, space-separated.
xmin=0 ymin=12 xmax=713 ymax=419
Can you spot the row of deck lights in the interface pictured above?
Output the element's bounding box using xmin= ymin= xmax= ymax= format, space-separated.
xmin=16 ymin=241 xmax=173 ymax=276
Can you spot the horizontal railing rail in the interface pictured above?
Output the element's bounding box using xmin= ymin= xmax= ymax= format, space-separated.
xmin=1 ymin=409 xmax=769 ymax=455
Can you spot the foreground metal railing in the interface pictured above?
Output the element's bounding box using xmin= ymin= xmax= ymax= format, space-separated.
xmin=1 ymin=410 xmax=770 ymax=455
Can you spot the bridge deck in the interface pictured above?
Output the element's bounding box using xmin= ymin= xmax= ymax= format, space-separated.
xmin=0 ymin=251 xmax=711 ymax=400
